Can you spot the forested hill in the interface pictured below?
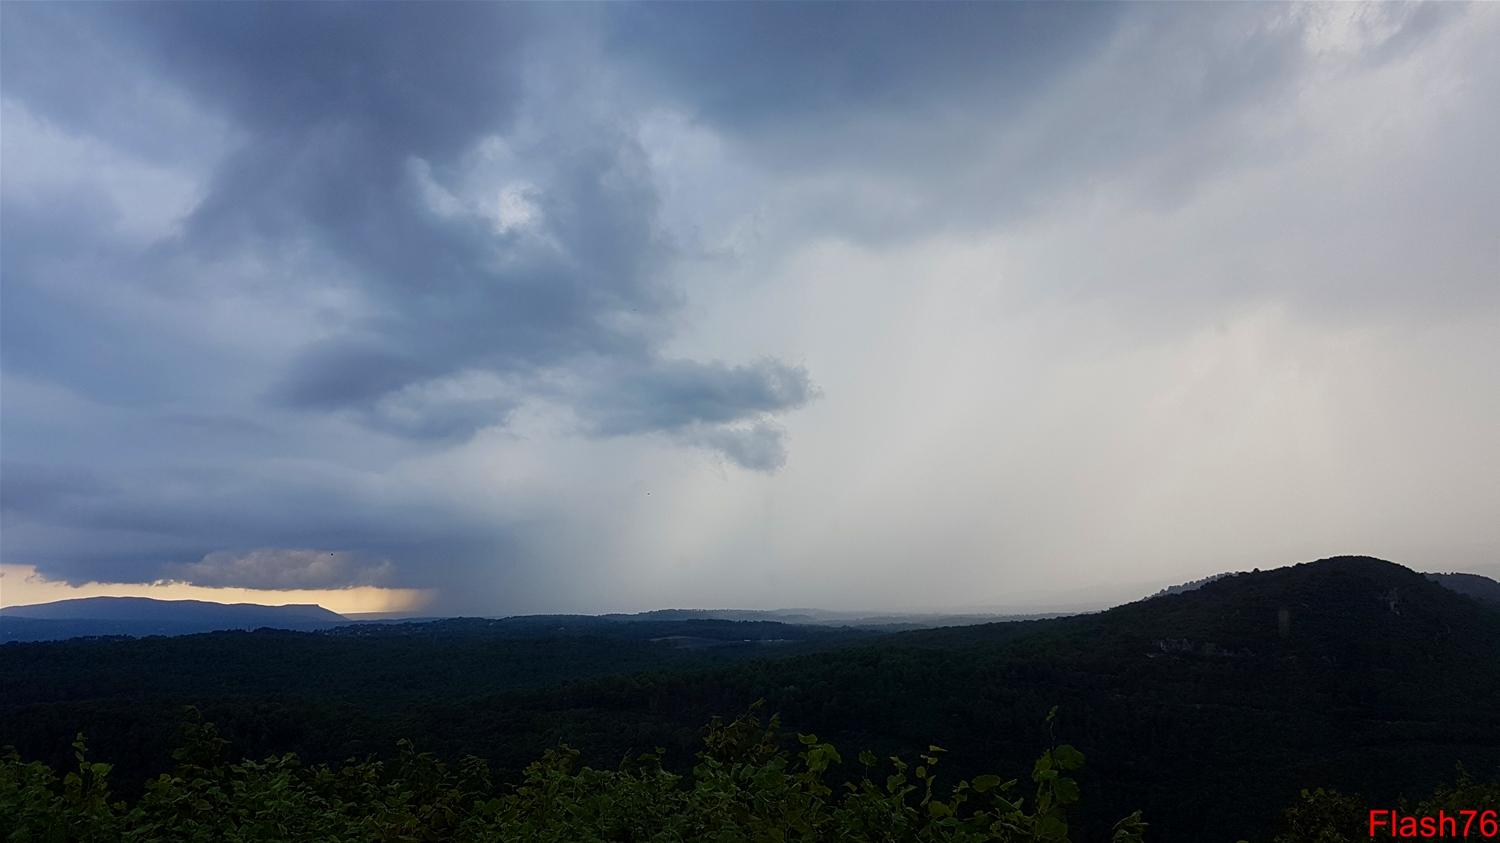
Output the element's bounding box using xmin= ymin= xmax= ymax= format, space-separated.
xmin=1427 ymin=571 xmax=1500 ymax=607
xmin=1 ymin=596 xmax=345 ymax=624
xmin=1056 ymin=555 xmax=1500 ymax=669
xmin=0 ymin=596 xmax=348 ymax=641
xmin=3 ymin=556 xmax=1497 ymax=842
xmin=714 ymin=557 xmax=1500 ymax=837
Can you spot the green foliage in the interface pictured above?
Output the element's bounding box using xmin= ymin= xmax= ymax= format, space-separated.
xmin=1267 ymin=768 xmax=1500 ymax=843
xmin=1413 ymin=764 xmax=1500 ymax=817
xmin=1270 ymin=788 xmax=1369 ymax=843
xmin=0 ymin=708 xmax=1144 ymax=843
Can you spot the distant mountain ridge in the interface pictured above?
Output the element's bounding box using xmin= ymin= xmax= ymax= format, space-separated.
xmin=1095 ymin=556 xmax=1500 ymax=664
xmin=1149 ymin=572 xmax=1233 ymax=598
xmin=6 ymin=563 xmax=1493 ymax=644
xmin=1 ymin=596 xmax=346 ymax=641
xmin=3 ymin=596 xmax=345 ymax=622
xmin=1153 ymin=564 xmax=1500 ymax=609
xmin=601 ymin=607 xmax=1062 ymax=630
xmin=1425 ymin=571 xmax=1500 ymax=606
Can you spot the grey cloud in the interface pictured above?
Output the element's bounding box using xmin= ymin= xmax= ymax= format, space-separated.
xmin=160 ymin=414 xmax=275 ymax=440
xmin=680 ymin=422 xmax=793 ymax=473
xmin=4 ymin=3 xmax=807 ymax=451
xmin=0 ymin=463 xmax=113 ymax=518
xmin=165 ymin=548 xmax=395 ymax=590
xmin=575 ymin=358 xmax=815 ymax=470
xmin=607 ymin=3 xmax=1468 ymax=246
xmin=1362 ymin=1 xmax=1461 ymax=65
xmin=582 ymin=359 xmax=814 ymax=437
xmin=0 ymin=3 xmax=227 ymax=167
xmin=97 ymin=3 xmax=527 ymax=156
xmin=356 ymin=372 xmax=522 ymax=443
xmin=1 ymin=3 xmax=819 ymax=595
xmin=604 ymin=3 xmax=1122 ymax=137
xmin=269 ymin=340 xmax=437 ymax=412
xmin=138 ymin=19 xmax=696 ymax=446
xmin=0 ymin=160 xmax=266 ymax=410
xmin=1 ymin=458 xmax=499 ymax=594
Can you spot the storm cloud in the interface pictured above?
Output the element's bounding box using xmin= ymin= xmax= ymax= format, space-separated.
xmin=2 ymin=3 xmax=1496 ymax=612
xmin=166 ymin=549 xmax=395 ymax=591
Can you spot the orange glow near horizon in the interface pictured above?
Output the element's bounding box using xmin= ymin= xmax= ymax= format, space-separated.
xmin=0 ymin=564 xmax=435 ymax=615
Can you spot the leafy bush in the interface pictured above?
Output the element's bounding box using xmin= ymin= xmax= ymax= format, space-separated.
xmin=1269 ymin=767 xmax=1500 ymax=843
xmin=0 ymin=706 xmax=1145 ymax=842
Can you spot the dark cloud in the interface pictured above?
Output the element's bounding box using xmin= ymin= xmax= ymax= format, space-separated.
xmin=0 ymin=3 xmax=823 ymax=595
xmin=165 ymin=549 xmax=395 ymax=591
xmin=680 ymin=422 xmax=795 ymax=474
xmin=0 ymin=458 xmax=503 ymax=596
xmin=0 ymin=3 xmax=526 ymax=161
xmin=0 ymin=463 xmax=111 ymax=518
xmin=582 ymin=359 xmax=814 ymax=437
xmin=603 ymin=3 xmax=1122 ymax=137
xmin=3 ymin=3 xmax=809 ymax=451
xmin=269 ymin=340 xmax=439 ymax=413
xmin=606 ymin=3 xmax=1468 ymax=245
xmin=576 ymin=358 xmax=814 ymax=471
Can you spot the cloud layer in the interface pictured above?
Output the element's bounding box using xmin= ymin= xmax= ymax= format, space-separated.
xmin=2 ymin=3 xmax=1496 ymax=612
xmin=166 ymin=549 xmax=394 ymax=591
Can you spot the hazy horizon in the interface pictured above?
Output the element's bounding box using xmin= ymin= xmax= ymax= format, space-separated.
xmin=3 ymin=3 xmax=1498 ymax=616
xmin=6 ymin=554 xmax=1499 ymax=619
xmin=0 ymin=558 xmax=1184 ymax=615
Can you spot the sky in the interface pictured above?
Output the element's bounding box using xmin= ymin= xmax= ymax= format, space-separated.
xmin=2 ymin=2 xmax=1497 ymax=615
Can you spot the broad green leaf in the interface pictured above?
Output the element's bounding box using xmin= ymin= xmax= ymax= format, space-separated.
xmin=1053 ymin=745 xmax=1085 ymax=771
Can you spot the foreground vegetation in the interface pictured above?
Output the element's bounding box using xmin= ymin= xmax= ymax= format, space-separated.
xmin=5 ymin=708 xmax=1495 ymax=842
xmin=1 ymin=707 xmax=1146 ymax=843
